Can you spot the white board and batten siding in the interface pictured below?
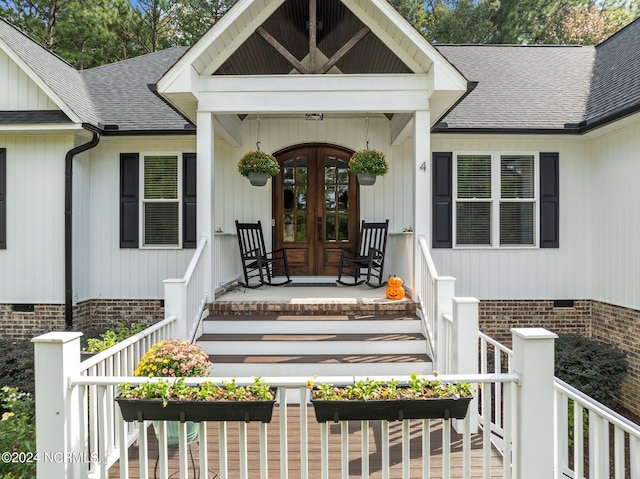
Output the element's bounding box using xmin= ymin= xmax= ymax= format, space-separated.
xmin=430 ymin=135 xmax=594 ymax=303
xmin=83 ymin=137 xmax=197 ymax=302
xmin=218 ymin=115 xmax=416 ymax=244
xmin=0 ymin=135 xmax=72 ymax=303
xmin=590 ymin=118 xmax=640 ymax=311
xmin=0 ymin=49 xmax=59 ymax=110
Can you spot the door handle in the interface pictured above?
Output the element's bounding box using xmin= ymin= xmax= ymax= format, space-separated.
xmin=317 ymin=216 xmax=322 ymax=241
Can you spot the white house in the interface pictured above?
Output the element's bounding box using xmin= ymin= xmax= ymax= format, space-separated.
xmin=1 ymin=0 xmax=640 ymax=417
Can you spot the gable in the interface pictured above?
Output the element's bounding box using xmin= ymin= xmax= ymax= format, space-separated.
xmin=158 ymin=0 xmax=468 ymax=124
xmin=0 ymin=49 xmax=59 ymax=111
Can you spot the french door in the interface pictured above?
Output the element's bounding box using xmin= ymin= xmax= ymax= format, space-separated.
xmin=273 ymin=145 xmax=359 ymax=276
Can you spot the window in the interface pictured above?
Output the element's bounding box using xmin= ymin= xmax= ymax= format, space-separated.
xmin=454 ymin=153 xmax=537 ymax=247
xmin=120 ymin=152 xmax=196 ymax=249
xmin=142 ymin=155 xmax=181 ymax=247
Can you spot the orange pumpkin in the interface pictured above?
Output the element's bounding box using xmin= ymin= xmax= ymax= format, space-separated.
xmin=386 ymin=276 xmax=405 ymax=300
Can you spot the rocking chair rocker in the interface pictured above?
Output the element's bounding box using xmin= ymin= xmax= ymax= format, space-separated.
xmin=337 ymin=219 xmax=389 ymax=287
xmin=235 ymin=220 xmax=291 ymax=288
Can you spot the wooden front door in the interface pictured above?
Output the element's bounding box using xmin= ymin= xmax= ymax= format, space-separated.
xmin=273 ymin=145 xmax=359 ymax=276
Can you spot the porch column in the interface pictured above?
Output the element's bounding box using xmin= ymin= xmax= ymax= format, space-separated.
xmin=197 ymin=110 xmax=215 ymax=297
xmin=413 ymin=110 xmax=430 ymax=295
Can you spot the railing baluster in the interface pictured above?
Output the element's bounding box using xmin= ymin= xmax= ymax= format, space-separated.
xmin=381 ymin=420 xmax=390 ymax=479
xmin=402 ymin=420 xmax=410 ymax=479
xmin=423 ymin=419 xmax=431 ymax=479
xmin=341 ymin=421 xmax=349 ymax=479
xmin=218 ymin=422 xmax=228 ymax=479
xmin=278 ymin=387 xmax=288 ymax=479
xmin=361 ymin=419 xmax=369 ymax=479
xmin=260 ymin=422 xmax=269 ymax=479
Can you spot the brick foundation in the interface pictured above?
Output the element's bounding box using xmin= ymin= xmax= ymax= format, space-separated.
xmin=0 ymin=299 xmax=164 ymax=341
xmin=479 ymin=299 xmax=640 ymax=417
xmin=590 ymin=301 xmax=640 ymax=417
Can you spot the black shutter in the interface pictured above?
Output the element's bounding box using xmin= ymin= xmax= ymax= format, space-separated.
xmin=432 ymin=152 xmax=453 ymax=248
xmin=120 ymin=153 xmax=139 ymax=248
xmin=182 ymin=153 xmax=197 ymax=248
xmin=540 ymin=152 xmax=559 ymax=248
xmin=0 ymin=149 xmax=6 ymax=249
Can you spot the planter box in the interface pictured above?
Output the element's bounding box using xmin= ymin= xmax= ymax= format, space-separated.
xmin=311 ymin=396 xmax=473 ymax=423
xmin=116 ymin=393 xmax=276 ymax=423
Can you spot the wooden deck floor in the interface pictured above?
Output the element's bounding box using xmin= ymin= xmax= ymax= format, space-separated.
xmin=111 ymin=405 xmax=504 ymax=479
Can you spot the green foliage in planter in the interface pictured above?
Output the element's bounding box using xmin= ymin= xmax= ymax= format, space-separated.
xmin=348 ymin=149 xmax=388 ymax=176
xmin=237 ymin=151 xmax=280 ymax=177
xmin=312 ymin=374 xmax=473 ymax=401
xmin=0 ymin=340 xmax=34 ymax=396
xmin=0 ymin=387 xmax=36 ymax=479
xmin=119 ymin=377 xmax=274 ymax=407
xmin=555 ymin=333 xmax=628 ymax=406
xmin=83 ymin=323 xmax=146 ymax=353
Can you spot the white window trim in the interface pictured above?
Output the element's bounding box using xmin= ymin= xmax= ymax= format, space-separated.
xmin=139 ymin=152 xmax=183 ymax=249
xmin=452 ymin=151 xmax=540 ymax=249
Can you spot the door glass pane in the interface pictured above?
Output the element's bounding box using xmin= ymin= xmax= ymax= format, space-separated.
xmin=284 ymin=214 xmax=295 ymax=242
xmin=283 ymin=155 xmax=308 ymax=243
xmin=296 ymin=214 xmax=307 ymax=241
xmin=323 ymin=155 xmax=349 ymax=243
xmin=325 ymin=215 xmax=336 ymax=241
xmin=338 ymin=214 xmax=349 ymax=241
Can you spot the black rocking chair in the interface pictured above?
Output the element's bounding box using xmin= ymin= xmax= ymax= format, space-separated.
xmin=337 ymin=219 xmax=389 ymax=287
xmin=235 ymin=220 xmax=292 ymax=288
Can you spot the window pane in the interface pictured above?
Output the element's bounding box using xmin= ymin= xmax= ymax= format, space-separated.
xmin=144 ymin=156 xmax=177 ymax=199
xmin=144 ymin=203 xmax=179 ymax=246
xmin=501 ymin=155 xmax=534 ymax=199
xmin=456 ymin=202 xmax=491 ymax=245
xmin=457 ymin=155 xmax=491 ymax=199
xmin=500 ymin=202 xmax=534 ymax=245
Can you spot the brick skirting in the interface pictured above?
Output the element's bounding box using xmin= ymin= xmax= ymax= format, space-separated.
xmin=0 ymin=299 xmax=164 ymax=341
xmin=479 ymin=299 xmax=640 ymax=417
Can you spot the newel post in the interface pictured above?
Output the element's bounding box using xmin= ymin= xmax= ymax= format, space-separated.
xmin=164 ymin=278 xmax=188 ymax=339
xmin=434 ymin=276 xmax=455 ymax=372
xmin=511 ymin=328 xmax=558 ymax=479
xmin=452 ymin=297 xmax=479 ymax=433
xmin=32 ymin=332 xmax=83 ymax=479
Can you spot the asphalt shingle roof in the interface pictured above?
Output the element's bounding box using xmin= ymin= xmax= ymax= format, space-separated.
xmin=0 ymin=17 xmax=99 ymax=125
xmin=585 ymin=17 xmax=640 ymax=128
xmin=81 ymin=47 xmax=193 ymax=133
xmin=435 ymin=44 xmax=596 ymax=131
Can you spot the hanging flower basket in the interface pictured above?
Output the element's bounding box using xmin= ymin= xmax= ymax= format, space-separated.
xmin=310 ymin=375 xmax=473 ymax=423
xmin=238 ymin=151 xmax=280 ymax=186
xmin=348 ymin=149 xmax=388 ymax=186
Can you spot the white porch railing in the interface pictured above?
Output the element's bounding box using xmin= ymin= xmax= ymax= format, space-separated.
xmin=554 ymin=378 xmax=640 ymax=479
xmin=164 ymin=235 xmax=209 ymax=341
xmin=417 ymin=235 xmax=455 ymax=372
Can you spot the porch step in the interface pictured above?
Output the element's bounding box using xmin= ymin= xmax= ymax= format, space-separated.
xmin=197 ymin=302 xmax=433 ymax=378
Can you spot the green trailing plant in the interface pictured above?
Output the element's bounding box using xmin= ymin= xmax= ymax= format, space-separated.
xmin=555 ymin=333 xmax=628 ymax=406
xmin=237 ymin=151 xmax=280 ymax=177
xmin=118 ymin=377 xmax=275 ymax=407
xmin=311 ymin=374 xmax=473 ymax=401
xmin=83 ymin=323 xmax=146 ymax=353
xmin=0 ymin=387 xmax=36 ymax=479
xmin=348 ymin=149 xmax=388 ymax=176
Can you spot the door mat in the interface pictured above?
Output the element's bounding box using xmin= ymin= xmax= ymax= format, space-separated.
xmin=285 ymin=282 xmax=337 ymax=287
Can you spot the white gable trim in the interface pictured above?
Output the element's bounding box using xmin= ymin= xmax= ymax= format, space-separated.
xmin=0 ymin=38 xmax=82 ymax=124
xmin=158 ymin=0 xmax=285 ymax=95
